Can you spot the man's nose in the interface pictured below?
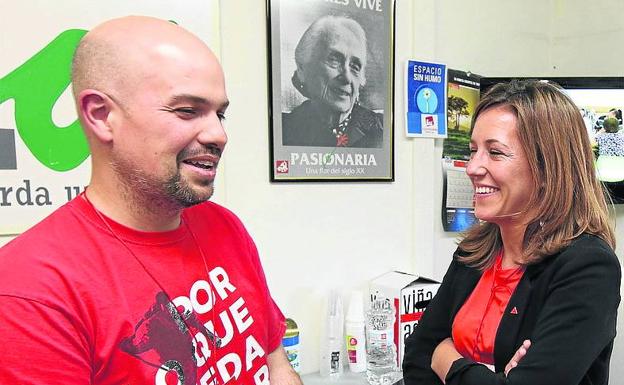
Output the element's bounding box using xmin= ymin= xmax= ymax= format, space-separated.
xmin=197 ymin=113 xmax=228 ymax=150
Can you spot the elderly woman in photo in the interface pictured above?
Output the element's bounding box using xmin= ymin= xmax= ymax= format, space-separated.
xmin=403 ymin=80 xmax=620 ymax=385
xmin=282 ymin=15 xmax=383 ymax=148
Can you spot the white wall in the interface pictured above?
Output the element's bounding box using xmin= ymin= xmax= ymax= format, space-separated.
xmin=218 ymin=0 xmax=624 ymax=375
xmin=547 ymin=0 xmax=624 ymax=379
xmin=218 ymin=0 xmax=555 ymax=374
xmin=550 ymin=0 xmax=624 ymax=76
xmin=1 ymin=0 xmax=623 ymax=376
xmin=219 ymin=0 xmax=417 ymax=373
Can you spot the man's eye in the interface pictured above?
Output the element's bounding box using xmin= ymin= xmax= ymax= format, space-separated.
xmin=217 ymin=112 xmax=227 ymax=122
xmin=174 ymin=108 xmax=196 ymax=118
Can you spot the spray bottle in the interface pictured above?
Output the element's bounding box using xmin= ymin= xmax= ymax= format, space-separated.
xmin=320 ymin=290 xmax=344 ymax=378
xmin=345 ymin=290 xmax=367 ymax=372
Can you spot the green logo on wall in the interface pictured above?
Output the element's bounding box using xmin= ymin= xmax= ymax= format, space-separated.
xmin=0 ymin=29 xmax=89 ymax=171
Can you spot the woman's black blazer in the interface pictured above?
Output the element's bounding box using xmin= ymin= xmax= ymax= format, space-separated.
xmin=403 ymin=234 xmax=621 ymax=385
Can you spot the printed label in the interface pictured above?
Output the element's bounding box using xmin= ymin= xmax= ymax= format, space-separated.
xmin=282 ymin=334 xmax=300 ymax=372
xmin=346 ymin=335 xmax=359 ymax=363
xmin=369 ymin=329 xmax=393 ymax=350
xmin=330 ymin=351 xmax=341 ymax=373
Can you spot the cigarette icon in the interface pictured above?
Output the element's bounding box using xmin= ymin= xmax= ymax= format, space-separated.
xmin=423 ymin=89 xmax=432 ymax=113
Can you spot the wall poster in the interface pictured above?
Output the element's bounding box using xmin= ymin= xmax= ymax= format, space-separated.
xmin=405 ymin=59 xmax=447 ymax=138
xmin=268 ymin=0 xmax=395 ymax=181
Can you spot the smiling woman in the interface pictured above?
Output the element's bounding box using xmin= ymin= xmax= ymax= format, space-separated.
xmin=466 ymin=105 xmax=533 ymax=225
xmin=403 ymin=79 xmax=620 ymax=385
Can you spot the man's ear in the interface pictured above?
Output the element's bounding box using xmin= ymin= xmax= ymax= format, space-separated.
xmin=77 ymin=90 xmax=114 ymax=143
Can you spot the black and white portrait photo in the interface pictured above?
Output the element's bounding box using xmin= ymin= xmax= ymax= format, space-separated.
xmin=269 ymin=0 xmax=394 ymax=181
xmin=283 ymin=15 xmax=383 ymax=148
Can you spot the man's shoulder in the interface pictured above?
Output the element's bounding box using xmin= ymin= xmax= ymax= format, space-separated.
xmin=1 ymin=201 xmax=81 ymax=254
xmin=0 ymin=201 xmax=87 ymax=297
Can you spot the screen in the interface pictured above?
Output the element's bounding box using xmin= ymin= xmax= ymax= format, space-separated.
xmin=480 ymin=77 xmax=624 ymax=204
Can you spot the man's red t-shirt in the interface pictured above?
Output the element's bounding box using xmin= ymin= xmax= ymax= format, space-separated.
xmin=0 ymin=195 xmax=285 ymax=385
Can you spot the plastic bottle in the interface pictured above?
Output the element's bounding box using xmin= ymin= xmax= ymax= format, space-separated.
xmin=282 ymin=318 xmax=300 ymax=373
xmin=366 ymin=297 xmax=400 ymax=385
xmin=320 ymin=291 xmax=344 ymax=378
xmin=345 ymin=290 xmax=367 ymax=373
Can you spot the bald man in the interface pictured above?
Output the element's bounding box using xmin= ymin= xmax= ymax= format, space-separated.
xmin=0 ymin=16 xmax=300 ymax=385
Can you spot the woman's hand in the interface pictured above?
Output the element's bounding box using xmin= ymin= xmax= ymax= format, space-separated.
xmin=504 ymin=339 xmax=531 ymax=376
xmin=431 ymin=337 xmax=463 ymax=383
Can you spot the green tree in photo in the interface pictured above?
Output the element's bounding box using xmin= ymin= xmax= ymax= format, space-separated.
xmin=448 ymin=95 xmax=469 ymax=131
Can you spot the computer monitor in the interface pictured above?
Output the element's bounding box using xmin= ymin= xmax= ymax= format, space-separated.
xmin=480 ymin=77 xmax=624 ymax=204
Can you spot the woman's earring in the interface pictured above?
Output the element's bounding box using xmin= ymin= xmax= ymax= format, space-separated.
xmin=292 ymin=72 xmax=305 ymax=91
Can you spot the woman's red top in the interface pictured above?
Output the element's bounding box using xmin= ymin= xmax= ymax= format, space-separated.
xmin=452 ymin=251 xmax=525 ymax=366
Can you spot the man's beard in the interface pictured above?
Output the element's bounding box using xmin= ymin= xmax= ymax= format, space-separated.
xmin=163 ymin=168 xmax=214 ymax=208
xmin=110 ymin=157 xmax=214 ymax=214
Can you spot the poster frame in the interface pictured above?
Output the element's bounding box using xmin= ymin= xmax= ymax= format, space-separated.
xmin=266 ymin=0 xmax=395 ymax=182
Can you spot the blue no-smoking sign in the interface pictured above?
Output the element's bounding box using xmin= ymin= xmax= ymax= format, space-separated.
xmin=406 ymin=60 xmax=447 ymax=138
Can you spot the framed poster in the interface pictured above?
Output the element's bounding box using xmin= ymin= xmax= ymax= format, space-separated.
xmin=267 ymin=0 xmax=395 ymax=182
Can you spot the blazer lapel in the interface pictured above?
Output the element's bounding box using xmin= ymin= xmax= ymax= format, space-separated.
xmin=493 ymin=271 xmax=532 ymax=371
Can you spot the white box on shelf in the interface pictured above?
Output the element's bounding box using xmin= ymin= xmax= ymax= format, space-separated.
xmin=369 ymin=271 xmax=440 ymax=368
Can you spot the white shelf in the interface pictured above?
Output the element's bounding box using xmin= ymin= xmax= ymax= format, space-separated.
xmin=301 ymin=371 xmax=367 ymax=385
xmin=300 ymin=372 xmax=404 ymax=385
